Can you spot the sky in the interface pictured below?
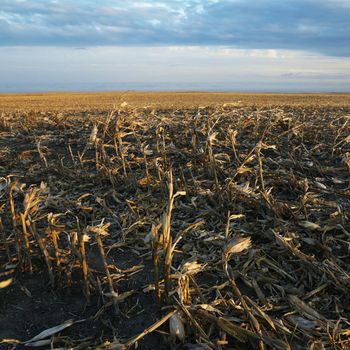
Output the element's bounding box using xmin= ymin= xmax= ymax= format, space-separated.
xmin=0 ymin=0 xmax=349 ymax=92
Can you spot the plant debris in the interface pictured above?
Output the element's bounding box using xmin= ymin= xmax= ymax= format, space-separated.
xmin=0 ymin=93 xmax=349 ymax=349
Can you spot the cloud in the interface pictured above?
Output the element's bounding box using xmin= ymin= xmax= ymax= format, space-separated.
xmin=0 ymin=46 xmax=349 ymax=92
xmin=0 ymin=0 xmax=349 ymax=56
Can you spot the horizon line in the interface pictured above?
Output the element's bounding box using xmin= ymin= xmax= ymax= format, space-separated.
xmin=1 ymin=90 xmax=350 ymax=95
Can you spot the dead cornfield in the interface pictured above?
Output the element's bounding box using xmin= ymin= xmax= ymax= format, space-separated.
xmin=0 ymin=97 xmax=350 ymax=349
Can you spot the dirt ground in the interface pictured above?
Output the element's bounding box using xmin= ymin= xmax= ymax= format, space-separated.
xmin=0 ymin=93 xmax=350 ymax=349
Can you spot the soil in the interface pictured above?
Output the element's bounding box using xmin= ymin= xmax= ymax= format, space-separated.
xmin=1 ymin=93 xmax=350 ymax=349
xmin=0 ymin=251 xmax=168 ymax=350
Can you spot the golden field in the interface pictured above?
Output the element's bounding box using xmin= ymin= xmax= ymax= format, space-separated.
xmin=0 ymin=91 xmax=349 ymax=111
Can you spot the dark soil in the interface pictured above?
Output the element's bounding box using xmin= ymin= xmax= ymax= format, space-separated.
xmin=1 ymin=100 xmax=350 ymax=349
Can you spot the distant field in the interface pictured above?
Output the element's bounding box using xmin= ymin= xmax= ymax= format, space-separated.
xmin=0 ymin=91 xmax=349 ymax=111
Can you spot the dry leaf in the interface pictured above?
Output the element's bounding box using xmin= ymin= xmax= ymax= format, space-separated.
xmin=169 ymin=313 xmax=185 ymax=341
xmin=24 ymin=319 xmax=75 ymax=344
xmin=298 ymin=221 xmax=321 ymax=231
xmin=223 ymin=236 xmax=251 ymax=257
xmin=0 ymin=278 xmax=13 ymax=289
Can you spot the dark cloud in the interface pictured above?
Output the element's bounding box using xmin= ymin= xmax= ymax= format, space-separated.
xmin=0 ymin=0 xmax=349 ymax=56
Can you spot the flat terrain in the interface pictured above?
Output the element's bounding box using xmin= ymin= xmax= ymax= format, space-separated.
xmin=0 ymin=91 xmax=349 ymax=111
xmin=0 ymin=93 xmax=350 ymax=349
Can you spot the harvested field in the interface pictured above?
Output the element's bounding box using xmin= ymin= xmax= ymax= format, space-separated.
xmin=1 ymin=92 xmax=350 ymax=112
xmin=0 ymin=93 xmax=350 ymax=349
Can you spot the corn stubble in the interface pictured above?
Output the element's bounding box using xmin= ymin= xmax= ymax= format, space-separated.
xmin=0 ymin=95 xmax=350 ymax=349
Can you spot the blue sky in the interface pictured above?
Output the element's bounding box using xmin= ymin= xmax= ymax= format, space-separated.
xmin=0 ymin=0 xmax=349 ymax=92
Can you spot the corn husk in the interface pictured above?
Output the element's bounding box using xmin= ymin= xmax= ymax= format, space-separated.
xmin=169 ymin=312 xmax=185 ymax=341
